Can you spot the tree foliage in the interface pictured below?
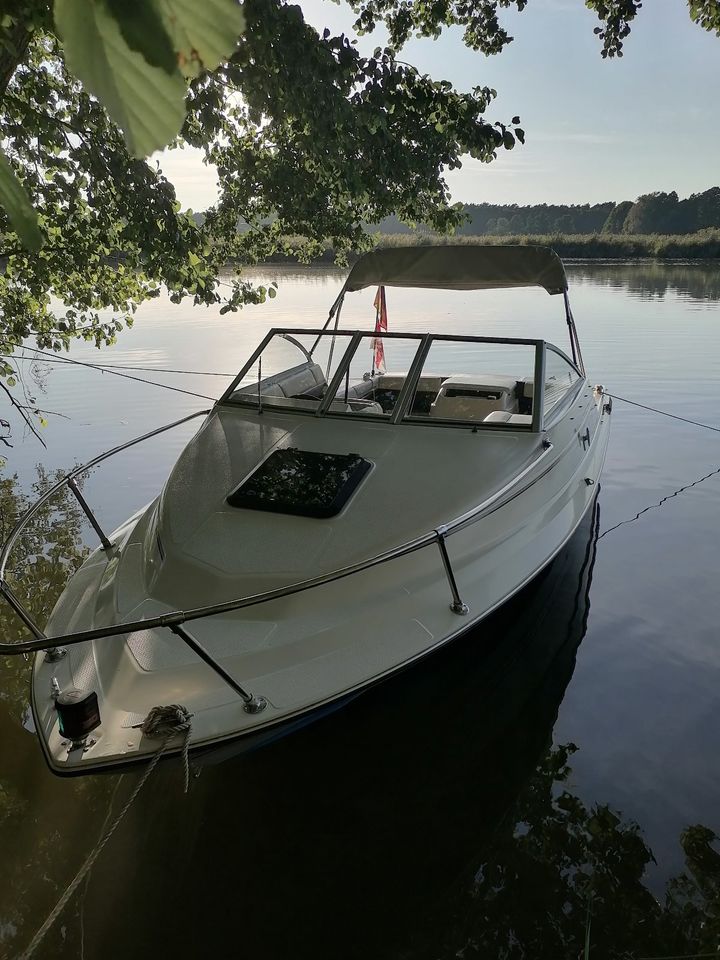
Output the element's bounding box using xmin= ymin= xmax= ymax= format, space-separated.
xmin=586 ymin=0 xmax=720 ymax=56
xmin=0 ymin=0 xmax=718 ymax=401
xmin=438 ymin=742 xmax=720 ymax=958
xmin=0 ymin=0 xmax=525 ymax=381
xmin=373 ymin=187 xmax=720 ymax=237
xmin=0 ymin=458 xmax=90 ymax=724
xmin=623 ymin=187 xmax=720 ymax=234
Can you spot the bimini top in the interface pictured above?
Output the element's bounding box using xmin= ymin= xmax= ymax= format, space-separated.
xmin=340 ymin=244 xmax=568 ymax=296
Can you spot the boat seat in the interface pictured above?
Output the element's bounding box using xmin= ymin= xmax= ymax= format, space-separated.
xmin=233 ymin=362 xmax=326 ymax=401
xmin=278 ymin=363 xmax=326 ymax=397
xmin=348 ymin=400 xmax=384 ymax=415
xmin=345 ymin=380 xmax=376 ymax=400
xmin=484 ymin=411 xmax=532 ymax=425
xmin=430 ymin=374 xmax=518 ymax=421
xmin=258 ymin=383 xmax=285 ymax=398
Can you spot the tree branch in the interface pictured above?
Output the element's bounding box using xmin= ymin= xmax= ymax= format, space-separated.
xmin=0 ymin=380 xmax=47 ymax=447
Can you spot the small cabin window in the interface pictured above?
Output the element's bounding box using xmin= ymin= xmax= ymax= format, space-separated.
xmin=227 ymin=449 xmax=372 ymax=518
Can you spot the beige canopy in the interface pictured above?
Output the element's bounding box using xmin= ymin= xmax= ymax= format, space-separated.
xmin=340 ymin=244 xmax=568 ymax=296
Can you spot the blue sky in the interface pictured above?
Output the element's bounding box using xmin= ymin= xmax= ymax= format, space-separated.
xmin=158 ymin=0 xmax=720 ymax=209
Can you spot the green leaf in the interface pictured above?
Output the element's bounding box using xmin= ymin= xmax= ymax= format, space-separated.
xmin=157 ymin=0 xmax=246 ymax=78
xmin=0 ymin=148 xmax=43 ymax=251
xmin=106 ymin=0 xmax=177 ymax=73
xmin=54 ymin=0 xmax=187 ymax=157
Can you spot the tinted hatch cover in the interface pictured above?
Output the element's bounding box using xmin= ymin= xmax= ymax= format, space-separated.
xmin=227 ymin=448 xmax=372 ymax=518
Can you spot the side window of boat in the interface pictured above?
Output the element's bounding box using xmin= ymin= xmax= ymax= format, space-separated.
xmin=543 ymin=348 xmax=583 ymax=415
xmin=324 ymin=334 xmax=423 ymax=416
xmin=405 ymin=340 xmax=536 ymax=427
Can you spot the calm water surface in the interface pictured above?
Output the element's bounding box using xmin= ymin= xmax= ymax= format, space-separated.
xmin=1 ymin=262 xmax=719 ymax=958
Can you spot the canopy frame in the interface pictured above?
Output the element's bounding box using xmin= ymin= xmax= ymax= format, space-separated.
xmin=315 ymin=245 xmax=584 ymax=376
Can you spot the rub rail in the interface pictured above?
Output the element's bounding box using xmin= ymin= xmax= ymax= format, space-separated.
xmin=0 ymin=417 xmax=554 ymax=658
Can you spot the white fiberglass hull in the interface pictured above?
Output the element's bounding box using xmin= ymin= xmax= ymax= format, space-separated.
xmin=31 ymin=385 xmax=610 ymax=776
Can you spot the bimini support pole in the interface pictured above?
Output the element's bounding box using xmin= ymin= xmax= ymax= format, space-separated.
xmin=310 ymin=286 xmax=346 ymax=357
xmin=324 ymin=297 xmax=345 ymax=380
xmin=563 ymin=290 xmax=586 ymax=376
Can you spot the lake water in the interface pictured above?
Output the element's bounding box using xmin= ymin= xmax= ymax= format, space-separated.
xmin=1 ymin=262 xmax=720 ymax=958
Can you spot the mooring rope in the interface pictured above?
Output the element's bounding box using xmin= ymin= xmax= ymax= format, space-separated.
xmin=16 ymin=705 xmax=192 ymax=960
xmin=607 ymin=393 xmax=720 ymax=435
xmin=597 ymin=391 xmax=720 ymax=540
xmin=2 ymin=351 xmax=235 ymax=378
xmin=5 ymin=344 xmax=216 ymax=401
xmin=598 ymin=464 xmax=720 ymax=540
xmin=140 ymin=704 xmax=193 ymax=793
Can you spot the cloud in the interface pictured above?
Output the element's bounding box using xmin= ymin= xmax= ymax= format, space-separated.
xmin=451 ymin=152 xmax=550 ymax=177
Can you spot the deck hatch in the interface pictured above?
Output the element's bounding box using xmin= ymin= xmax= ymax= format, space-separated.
xmin=227 ymin=448 xmax=372 ymax=518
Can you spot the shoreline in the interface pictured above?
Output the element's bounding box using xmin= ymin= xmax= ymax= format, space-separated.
xmin=253 ymin=232 xmax=720 ymax=264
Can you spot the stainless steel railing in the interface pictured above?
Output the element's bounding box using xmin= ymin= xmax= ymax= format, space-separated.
xmin=0 ymin=406 xmax=555 ymax=709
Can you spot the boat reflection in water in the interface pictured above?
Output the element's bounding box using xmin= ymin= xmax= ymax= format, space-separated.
xmin=75 ymin=495 xmax=600 ymax=960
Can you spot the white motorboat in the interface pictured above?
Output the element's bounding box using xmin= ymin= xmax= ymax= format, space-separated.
xmin=0 ymin=245 xmax=611 ymax=776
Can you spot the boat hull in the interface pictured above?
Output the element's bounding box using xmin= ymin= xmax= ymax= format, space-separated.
xmin=31 ymin=386 xmax=611 ymax=776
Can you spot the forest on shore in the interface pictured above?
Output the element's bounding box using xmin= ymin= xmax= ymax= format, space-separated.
xmin=264 ymin=229 xmax=720 ymax=263
xmin=252 ymin=187 xmax=720 ymax=261
xmin=372 ymin=187 xmax=720 ymax=237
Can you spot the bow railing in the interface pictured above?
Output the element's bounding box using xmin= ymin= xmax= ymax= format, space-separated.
xmin=0 ymin=407 xmax=555 ymax=712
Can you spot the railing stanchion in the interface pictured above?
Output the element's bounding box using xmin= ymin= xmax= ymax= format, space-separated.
xmin=0 ymin=580 xmax=66 ymax=660
xmin=67 ymin=478 xmax=113 ymax=551
xmin=169 ymin=625 xmax=267 ymax=713
xmin=435 ymin=527 xmax=469 ymax=616
xmin=0 ymin=580 xmax=45 ymax=639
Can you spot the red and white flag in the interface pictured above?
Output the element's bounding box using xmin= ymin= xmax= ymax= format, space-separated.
xmin=372 ymin=286 xmax=387 ymax=374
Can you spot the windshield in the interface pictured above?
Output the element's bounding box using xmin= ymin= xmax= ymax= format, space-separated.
xmin=223 ymin=329 xmax=574 ymax=431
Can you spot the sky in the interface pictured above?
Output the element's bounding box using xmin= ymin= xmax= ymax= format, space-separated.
xmin=156 ymin=0 xmax=720 ymax=209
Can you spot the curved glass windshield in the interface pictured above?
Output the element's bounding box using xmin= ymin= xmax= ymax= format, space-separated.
xmin=224 ymin=329 xmax=567 ymax=431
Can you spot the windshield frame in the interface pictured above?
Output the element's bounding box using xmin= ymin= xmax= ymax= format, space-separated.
xmin=218 ymin=327 xmax=583 ymax=434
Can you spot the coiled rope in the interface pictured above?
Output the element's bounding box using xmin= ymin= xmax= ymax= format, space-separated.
xmin=140 ymin=704 xmax=193 ymax=793
xmin=16 ymin=704 xmax=192 ymax=960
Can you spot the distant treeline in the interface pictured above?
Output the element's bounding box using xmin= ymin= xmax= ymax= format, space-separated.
xmin=372 ymin=231 xmax=720 ymax=259
xmin=263 ymin=230 xmax=720 ymax=263
xmin=372 ymin=187 xmax=720 ymax=237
